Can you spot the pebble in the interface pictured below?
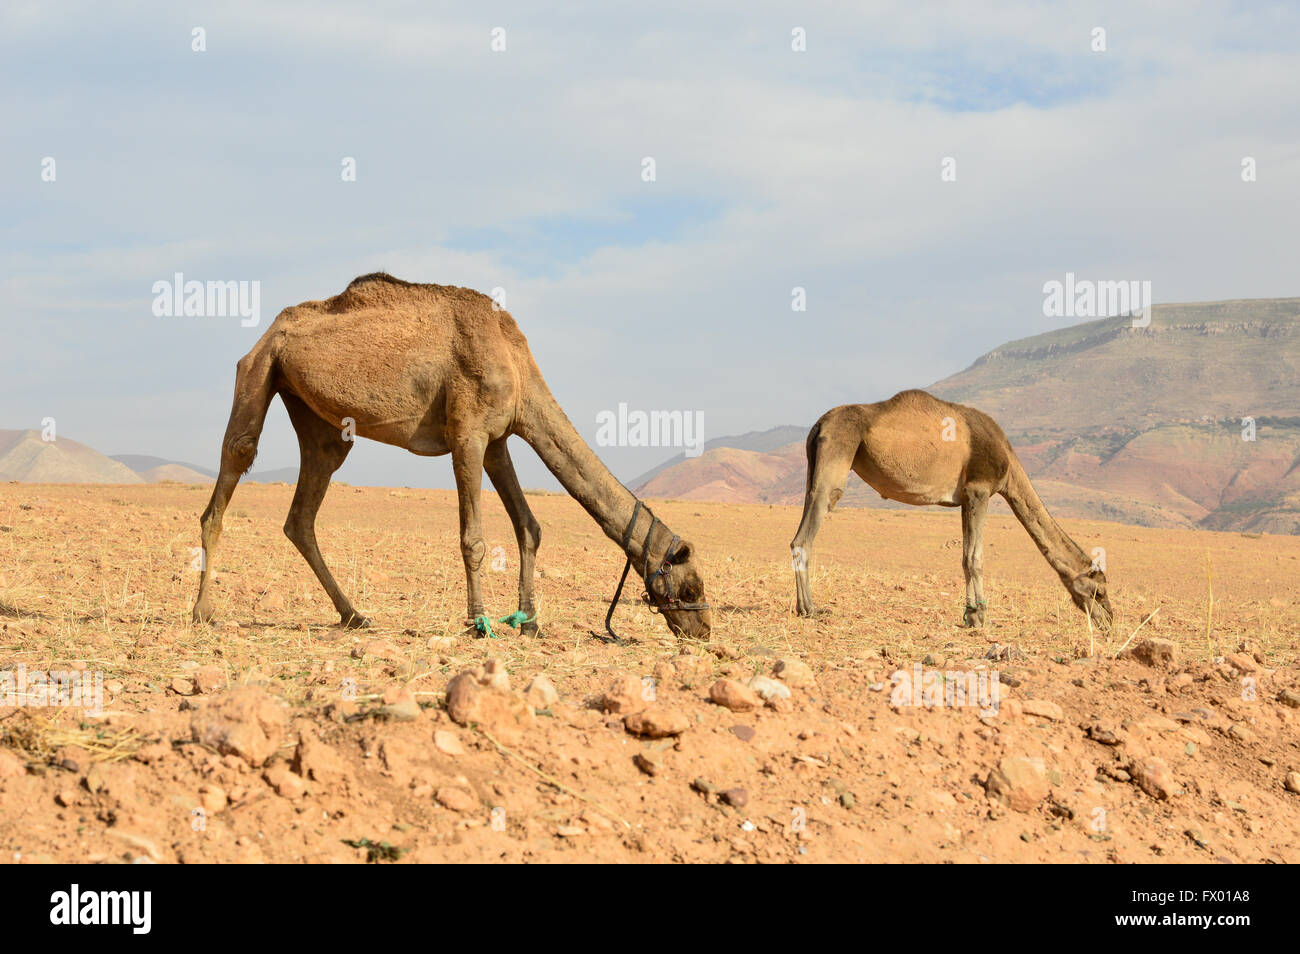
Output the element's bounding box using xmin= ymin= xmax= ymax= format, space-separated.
xmin=634 ymin=751 xmax=664 ymax=776
xmin=720 ymin=788 xmax=748 ymax=808
xmin=433 ymin=729 xmax=467 ymax=756
xmin=435 ymin=787 xmax=478 ymax=813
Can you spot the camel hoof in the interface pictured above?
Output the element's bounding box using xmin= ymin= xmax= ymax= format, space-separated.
xmin=963 ymin=607 xmax=987 ymax=628
xmin=341 ymin=613 xmax=372 ymax=629
xmin=192 ymin=604 xmax=215 ymax=625
xmin=521 ymin=621 xmax=541 ymax=638
xmin=797 ymin=605 xmax=832 ymax=619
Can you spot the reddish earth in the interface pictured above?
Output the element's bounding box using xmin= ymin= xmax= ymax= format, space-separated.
xmin=0 ymin=482 xmax=1298 ymax=863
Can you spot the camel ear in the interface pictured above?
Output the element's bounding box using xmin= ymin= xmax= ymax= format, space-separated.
xmin=670 ymin=541 xmax=695 ymax=565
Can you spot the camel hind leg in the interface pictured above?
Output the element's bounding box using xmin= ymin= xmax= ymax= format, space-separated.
xmin=961 ymin=488 xmax=989 ymax=626
xmin=193 ymin=350 xmax=277 ymax=624
xmin=791 ymin=422 xmax=856 ymax=617
xmin=280 ymin=392 xmax=367 ymax=627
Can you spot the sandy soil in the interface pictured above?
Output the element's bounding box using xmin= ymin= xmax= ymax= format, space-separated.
xmin=0 ymin=482 xmax=1297 ymax=863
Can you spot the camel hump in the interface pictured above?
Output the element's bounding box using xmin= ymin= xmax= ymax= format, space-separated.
xmin=347 ymin=271 xmax=415 ymax=289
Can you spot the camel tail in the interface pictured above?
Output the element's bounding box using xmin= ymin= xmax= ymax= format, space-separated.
xmin=803 ymin=419 xmax=823 ymax=496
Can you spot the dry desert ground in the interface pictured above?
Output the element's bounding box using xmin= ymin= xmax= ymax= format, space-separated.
xmin=0 ymin=481 xmax=1298 ymax=863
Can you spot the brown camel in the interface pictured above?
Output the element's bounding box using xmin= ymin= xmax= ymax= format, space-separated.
xmin=192 ymin=273 xmax=712 ymax=639
xmin=791 ymin=390 xmax=1113 ymax=630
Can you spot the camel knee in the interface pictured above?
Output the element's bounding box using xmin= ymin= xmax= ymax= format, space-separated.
xmin=521 ymin=518 xmax=541 ymax=554
xmin=222 ymin=433 xmax=259 ymax=475
xmin=461 ymin=535 xmax=486 ymax=570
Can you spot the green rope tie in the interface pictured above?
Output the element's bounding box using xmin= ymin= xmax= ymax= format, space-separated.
xmin=472 ymin=615 xmax=497 ymax=638
xmin=497 ymin=610 xmax=537 ymax=629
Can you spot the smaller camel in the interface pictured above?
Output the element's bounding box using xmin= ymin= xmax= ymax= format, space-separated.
xmin=791 ymin=390 xmax=1113 ymax=630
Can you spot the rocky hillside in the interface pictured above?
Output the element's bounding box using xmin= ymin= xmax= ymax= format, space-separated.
xmin=636 ymin=298 xmax=1300 ymax=534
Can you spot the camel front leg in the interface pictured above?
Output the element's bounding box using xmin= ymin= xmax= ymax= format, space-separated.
xmin=961 ymin=489 xmax=989 ymax=626
xmin=451 ymin=438 xmax=490 ymax=634
xmin=484 ymin=438 xmax=541 ymax=636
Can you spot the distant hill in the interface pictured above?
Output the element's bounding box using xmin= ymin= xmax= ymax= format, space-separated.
xmin=112 ymin=454 xmax=216 ymax=484
xmin=629 ymin=425 xmax=806 ymax=489
xmin=111 ymin=454 xmax=299 ymax=484
xmin=0 ymin=430 xmax=142 ymax=483
xmin=636 ymin=298 xmax=1300 ymax=534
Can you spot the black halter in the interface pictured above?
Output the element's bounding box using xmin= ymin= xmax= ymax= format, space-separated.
xmin=603 ymin=499 xmax=710 ymax=642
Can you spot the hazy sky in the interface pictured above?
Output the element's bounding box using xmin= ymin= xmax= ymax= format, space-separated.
xmin=3 ymin=1 xmax=1298 ymax=489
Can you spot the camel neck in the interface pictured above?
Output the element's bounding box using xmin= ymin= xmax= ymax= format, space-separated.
xmin=517 ymin=387 xmax=653 ymax=562
xmin=1003 ymin=457 xmax=1090 ymax=579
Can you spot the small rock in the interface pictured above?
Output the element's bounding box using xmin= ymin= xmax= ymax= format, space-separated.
xmin=192 ymin=666 xmax=227 ymax=694
xmin=731 ymin=724 xmax=756 ymax=743
xmin=169 ymin=677 xmax=194 ymax=695
xmin=1224 ymin=652 xmax=1257 ymax=674
xmin=263 ymin=762 xmax=306 ymax=799
xmin=634 ymin=751 xmax=664 ymax=776
xmin=377 ymin=689 xmax=422 ymax=722
xmin=55 ymin=789 xmax=77 ymax=807
xmin=1284 ymin=772 xmax=1300 ymax=795
xmin=445 ymin=663 xmax=535 ymax=745
xmin=1022 ymin=699 xmax=1064 ymax=721
xmin=1228 ymin=723 xmax=1257 ymax=744
xmin=602 ymin=673 xmax=648 ymax=715
xmin=985 ymin=757 xmax=1049 ymax=812
xmin=198 ymin=783 xmax=227 ymax=814
xmin=106 ymin=829 xmax=162 ymax=863
xmin=435 ymin=786 xmax=478 ymax=813
xmin=772 ymin=658 xmax=815 ymax=688
xmin=623 ymin=706 xmax=690 ymax=738
xmin=1087 ymin=723 xmax=1122 ymax=745
xmin=747 ymin=675 xmax=791 ymax=702
xmin=1276 ymin=689 xmax=1300 ymax=709
xmin=433 ymin=729 xmax=467 ymax=756
xmin=525 ymin=674 xmax=558 ymax=709
xmin=1130 ymin=757 xmax=1181 ymax=800
xmin=720 ymin=788 xmax=748 ymax=808
xmin=709 ymin=678 xmax=761 ymax=712
xmin=1131 ymin=638 xmax=1179 ymax=669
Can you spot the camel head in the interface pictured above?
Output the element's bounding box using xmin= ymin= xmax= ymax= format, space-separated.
xmin=644 ymin=540 xmax=713 ymax=639
xmin=1069 ymin=567 xmax=1114 ymax=632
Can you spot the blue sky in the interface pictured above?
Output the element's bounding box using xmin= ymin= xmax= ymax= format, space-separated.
xmin=3 ymin=1 xmax=1298 ymax=489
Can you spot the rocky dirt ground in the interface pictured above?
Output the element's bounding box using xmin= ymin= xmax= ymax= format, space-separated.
xmin=0 ymin=481 xmax=1297 ymax=864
